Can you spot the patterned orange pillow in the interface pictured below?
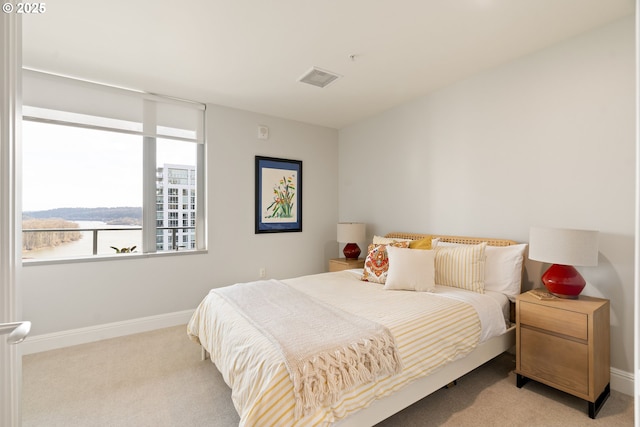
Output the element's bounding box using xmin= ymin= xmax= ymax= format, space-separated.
xmin=361 ymin=241 xmax=410 ymax=284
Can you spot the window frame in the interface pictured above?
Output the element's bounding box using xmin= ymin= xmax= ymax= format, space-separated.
xmin=21 ymin=70 xmax=207 ymax=264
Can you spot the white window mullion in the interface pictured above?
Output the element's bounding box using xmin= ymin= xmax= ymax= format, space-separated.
xmin=142 ymin=100 xmax=157 ymax=253
xmin=196 ymin=142 xmax=206 ymax=250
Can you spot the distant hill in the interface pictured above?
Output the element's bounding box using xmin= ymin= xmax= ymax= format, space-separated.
xmin=23 ymin=207 xmax=142 ymax=225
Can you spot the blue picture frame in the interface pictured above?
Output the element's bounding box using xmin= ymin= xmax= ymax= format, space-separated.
xmin=255 ymin=156 xmax=302 ymax=233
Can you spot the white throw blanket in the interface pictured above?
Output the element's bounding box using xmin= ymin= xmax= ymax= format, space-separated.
xmin=212 ymin=279 xmax=402 ymax=419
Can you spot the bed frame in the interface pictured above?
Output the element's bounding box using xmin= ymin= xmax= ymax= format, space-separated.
xmin=335 ymin=232 xmax=519 ymax=426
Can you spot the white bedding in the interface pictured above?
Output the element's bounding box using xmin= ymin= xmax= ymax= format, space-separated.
xmin=188 ymin=269 xmax=509 ymax=426
xmin=317 ymin=269 xmax=507 ymax=343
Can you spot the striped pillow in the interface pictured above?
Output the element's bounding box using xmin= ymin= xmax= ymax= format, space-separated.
xmin=434 ymin=242 xmax=487 ymax=293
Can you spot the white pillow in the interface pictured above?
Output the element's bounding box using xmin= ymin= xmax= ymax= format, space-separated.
xmin=484 ymin=244 xmax=527 ymax=301
xmin=384 ymin=246 xmax=436 ymax=292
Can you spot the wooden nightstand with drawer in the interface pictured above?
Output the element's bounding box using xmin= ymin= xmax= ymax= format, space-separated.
xmin=328 ymin=258 xmax=364 ymax=272
xmin=515 ymin=291 xmax=610 ymax=418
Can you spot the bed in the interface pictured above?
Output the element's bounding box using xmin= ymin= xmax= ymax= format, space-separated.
xmin=187 ymin=232 xmax=527 ymax=426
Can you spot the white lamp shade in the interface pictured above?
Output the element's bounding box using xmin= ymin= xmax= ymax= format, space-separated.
xmin=529 ymin=226 xmax=599 ymax=267
xmin=337 ymin=223 xmax=365 ymax=243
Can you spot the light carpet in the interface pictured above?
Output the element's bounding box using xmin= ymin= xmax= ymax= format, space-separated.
xmin=22 ymin=325 xmax=633 ymax=426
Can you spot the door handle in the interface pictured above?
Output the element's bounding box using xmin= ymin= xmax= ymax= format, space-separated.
xmin=0 ymin=321 xmax=31 ymax=344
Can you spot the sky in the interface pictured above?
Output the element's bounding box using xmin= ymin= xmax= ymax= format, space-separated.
xmin=22 ymin=121 xmax=196 ymax=212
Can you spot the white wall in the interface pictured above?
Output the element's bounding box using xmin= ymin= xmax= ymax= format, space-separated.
xmin=339 ymin=17 xmax=635 ymax=378
xmin=22 ymin=104 xmax=339 ymax=335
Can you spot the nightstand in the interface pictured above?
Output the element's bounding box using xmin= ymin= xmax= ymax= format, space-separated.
xmin=515 ymin=291 xmax=610 ymax=418
xmin=328 ymin=258 xmax=364 ymax=272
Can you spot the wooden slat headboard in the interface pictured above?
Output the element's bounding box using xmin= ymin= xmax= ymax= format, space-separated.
xmin=385 ymin=232 xmax=517 ymax=247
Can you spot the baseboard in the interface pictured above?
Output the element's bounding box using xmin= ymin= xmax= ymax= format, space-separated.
xmin=610 ymin=366 xmax=634 ymax=396
xmin=21 ymin=310 xmax=194 ymax=355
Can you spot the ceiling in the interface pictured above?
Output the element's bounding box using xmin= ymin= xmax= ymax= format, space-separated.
xmin=22 ymin=0 xmax=634 ymax=130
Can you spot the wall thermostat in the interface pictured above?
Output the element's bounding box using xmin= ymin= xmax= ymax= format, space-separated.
xmin=258 ymin=125 xmax=269 ymax=140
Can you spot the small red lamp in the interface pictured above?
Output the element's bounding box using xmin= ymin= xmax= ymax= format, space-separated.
xmin=529 ymin=227 xmax=599 ymax=298
xmin=337 ymin=222 xmax=366 ymax=260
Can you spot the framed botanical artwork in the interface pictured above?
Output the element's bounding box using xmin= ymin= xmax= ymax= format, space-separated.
xmin=255 ymin=156 xmax=302 ymax=233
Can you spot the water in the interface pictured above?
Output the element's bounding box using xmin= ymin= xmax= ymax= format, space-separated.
xmin=22 ymin=221 xmax=142 ymax=260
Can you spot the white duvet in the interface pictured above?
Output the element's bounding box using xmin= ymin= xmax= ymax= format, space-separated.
xmin=188 ymin=269 xmax=508 ymax=426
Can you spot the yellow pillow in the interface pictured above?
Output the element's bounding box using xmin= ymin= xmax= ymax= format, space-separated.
xmin=409 ymin=237 xmax=432 ymax=250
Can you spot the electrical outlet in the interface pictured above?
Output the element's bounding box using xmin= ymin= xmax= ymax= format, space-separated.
xmin=259 ymin=267 xmax=266 ymax=278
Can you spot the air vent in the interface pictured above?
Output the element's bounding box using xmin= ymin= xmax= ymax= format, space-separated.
xmin=298 ymin=67 xmax=341 ymax=88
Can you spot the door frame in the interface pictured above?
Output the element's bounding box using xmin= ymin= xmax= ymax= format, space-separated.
xmin=1 ymin=6 xmax=23 ymax=427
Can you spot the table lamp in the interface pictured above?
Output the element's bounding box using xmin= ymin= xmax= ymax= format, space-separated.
xmin=337 ymin=222 xmax=366 ymax=260
xmin=528 ymin=226 xmax=599 ymax=298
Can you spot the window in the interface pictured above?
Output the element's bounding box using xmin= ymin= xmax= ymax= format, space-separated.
xmin=21 ymin=70 xmax=206 ymax=261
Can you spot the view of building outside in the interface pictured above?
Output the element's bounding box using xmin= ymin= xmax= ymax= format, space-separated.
xmin=156 ymin=164 xmax=197 ymax=251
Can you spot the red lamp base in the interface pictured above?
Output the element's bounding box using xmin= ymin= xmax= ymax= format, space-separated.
xmin=542 ymin=264 xmax=586 ymax=299
xmin=343 ymin=243 xmax=361 ymax=260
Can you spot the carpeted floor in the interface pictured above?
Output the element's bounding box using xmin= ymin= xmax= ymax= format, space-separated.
xmin=22 ymin=325 xmax=633 ymax=426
